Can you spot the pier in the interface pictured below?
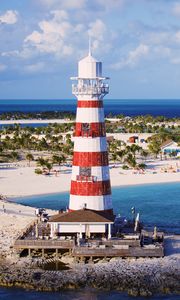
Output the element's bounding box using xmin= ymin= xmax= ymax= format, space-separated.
xmin=13 ymin=222 xmax=164 ymax=259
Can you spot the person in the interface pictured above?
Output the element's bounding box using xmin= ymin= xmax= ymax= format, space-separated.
xmin=3 ymin=204 xmax=6 ymax=213
xmin=77 ymin=233 xmax=80 ymax=246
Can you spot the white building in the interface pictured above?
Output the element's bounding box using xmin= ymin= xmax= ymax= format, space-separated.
xmin=161 ymin=140 xmax=180 ymax=154
xmin=49 ymin=208 xmax=114 ymax=239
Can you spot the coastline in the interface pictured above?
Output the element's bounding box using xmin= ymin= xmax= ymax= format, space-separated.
xmin=0 ymin=119 xmax=74 ymax=125
xmin=0 ymin=159 xmax=179 ymax=198
xmin=0 ymin=254 xmax=179 ymax=296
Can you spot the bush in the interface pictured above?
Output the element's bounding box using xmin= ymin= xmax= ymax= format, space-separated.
xmin=138 ymin=163 xmax=147 ymax=169
xmin=35 ymin=168 xmax=43 ymax=175
xmin=122 ymin=165 xmax=129 ymax=170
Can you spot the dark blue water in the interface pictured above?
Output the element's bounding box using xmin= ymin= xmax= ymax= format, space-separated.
xmin=0 ymin=99 xmax=180 ymax=117
xmin=14 ymin=183 xmax=180 ymax=234
xmin=0 ymin=287 xmax=178 ymax=300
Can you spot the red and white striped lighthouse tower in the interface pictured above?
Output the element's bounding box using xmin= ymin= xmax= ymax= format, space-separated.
xmin=69 ymin=47 xmax=112 ymax=212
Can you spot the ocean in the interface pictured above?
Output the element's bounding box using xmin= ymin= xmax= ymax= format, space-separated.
xmin=0 ymin=287 xmax=178 ymax=300
xmin=14 ymin=183 xmax=180 ymax=236
xmin=0 ymin=99 xmax=180 ymax=117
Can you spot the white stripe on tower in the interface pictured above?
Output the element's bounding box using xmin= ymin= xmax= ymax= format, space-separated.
xmin=69 ymin=195 xmax=112 ymax=211
xmin=74 ymin=137 xmax=107 ymax=152
xmin=76 ymin=108 xmax=105 ymax=123
xmin=69 ymin=51 xmax=113 ymax=212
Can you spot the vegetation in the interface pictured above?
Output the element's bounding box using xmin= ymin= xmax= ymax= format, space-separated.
xmin=0 ymin=113 xmax=179 ymax=168
xmin=0 ymin=111 xmax=75 ymax=120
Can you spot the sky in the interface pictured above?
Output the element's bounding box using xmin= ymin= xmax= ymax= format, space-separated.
xmin=1 ymin=0 xmax=180 ymax=100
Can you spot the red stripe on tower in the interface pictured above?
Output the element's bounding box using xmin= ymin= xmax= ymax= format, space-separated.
xmin=70 ymin=180 xmax=111 ymax=196
xmin=78 ymin=100 xmax=103 ymax=108
xmin=73 ymin=152 xmax=109 ymax=167
xmin=74 ymin=122 xmax=106 ymax=137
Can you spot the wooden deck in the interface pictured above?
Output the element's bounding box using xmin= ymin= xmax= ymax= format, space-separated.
xmin=72 ymin=245 xmax=164 ymax=258
xmin=14 ymin=239 xmax=74 ymax=249
xmin=14 ymin=238 xmax=164 ymax=257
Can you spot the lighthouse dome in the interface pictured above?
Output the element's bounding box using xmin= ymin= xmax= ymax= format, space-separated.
xmin=78 ymin=53 xmax=102 ymax=79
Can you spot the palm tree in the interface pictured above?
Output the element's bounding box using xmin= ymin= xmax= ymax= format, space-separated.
xmin=117 ymin=150 xmax=126 ymax=163
xmin=52 ymin=154 xmax=66 ymax=166
xmin=148 ymin=141 xmax=161 ymax=158
xmin=44 ymin=161 xmax=53 ymax=173
xmin=125 ymin=153 xmax=137 ymax=168
xmin=130 ymin=144 xmax=142 ymax=159
xmin=11 ymin=151 xmax=19 ymax=162
xmin=26 ymin=153 xmax=34 ymax=167
xmin=37 ymin=157 xmax=46 ymax=168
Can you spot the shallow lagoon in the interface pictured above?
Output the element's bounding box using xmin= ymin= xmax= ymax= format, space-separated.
xmin=14 ymin=182 xmax=180 ymax=234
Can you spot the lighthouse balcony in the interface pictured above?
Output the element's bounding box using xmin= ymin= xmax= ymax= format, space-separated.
xmin=76 ymin=175 xmax=97 ymax=182
xmin=72 ymin=84 xmax=109 ymax=95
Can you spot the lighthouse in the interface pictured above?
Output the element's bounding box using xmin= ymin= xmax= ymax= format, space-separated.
xmin=69 ymin=48 xmax=113 ymax=212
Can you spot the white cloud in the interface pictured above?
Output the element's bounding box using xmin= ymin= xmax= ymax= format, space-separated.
xmin=0 ymin=63 xmax=7 ymax=72
xmin=172 ymin=2 xmax=180 ymax=16
xmin=153 ymin=46 xmax=171 ymax=57
xmin=96 ymin=0 xmax=125 ymax=10
xmin=88 ymin=19 xmax=106 ymax=40
xmin=171 ymin=57 xmax=180 ymax=64
xmin=24 ymin=10 xmax=74 ymax=57
xmin=0 ymin=10 xmax=18 ymax=25
xmin=111 ymin=44 xmax=149 ymax=69
xmin=38 ymin=0 xmax=86 ymax=9
xmin=24 ymin=62 xmax=45 ymax=73
xmin=174 ymin=30 xmax=180 ymax=43
xmin=87 ymin=19 xmax=113 ymax=54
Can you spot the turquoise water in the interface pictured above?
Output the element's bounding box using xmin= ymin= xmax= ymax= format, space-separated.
xmin=0 ymin=287 xmax=178 ymax=300
xmin=7 ymin=183 xmax=180 ymax=299
xmin=14 ymin=183 xmax=180 ymax=234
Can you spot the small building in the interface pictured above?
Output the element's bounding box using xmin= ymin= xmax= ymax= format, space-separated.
xmin=129 ymin=136 xmax=138 ymax=143
xmin=48 ymin=208 xmax=114 ymax=240
xmin=161 ymin=140 xmax=180 ymax=155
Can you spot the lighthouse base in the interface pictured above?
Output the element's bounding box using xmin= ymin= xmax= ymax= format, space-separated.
xmin=69 ymin=194 xmax=112 ymax=211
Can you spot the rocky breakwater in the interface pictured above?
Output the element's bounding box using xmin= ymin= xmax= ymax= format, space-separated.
xmin=0 ymin=256 xmax=179 ymax=297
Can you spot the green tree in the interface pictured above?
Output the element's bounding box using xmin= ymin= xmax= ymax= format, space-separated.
xmin=148 ymin=141 xmax=161 ymax=158
xmin=11 ymin=151 xmax=19 ymax=162
xmin=26 ymin=153 xmax=34 ymax=167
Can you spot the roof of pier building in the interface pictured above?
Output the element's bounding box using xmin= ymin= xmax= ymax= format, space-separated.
xmin=49 ymin=208 xmax=114 ymax=224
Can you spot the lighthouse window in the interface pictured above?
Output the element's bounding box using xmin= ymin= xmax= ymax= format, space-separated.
xmin=82 ymin=123 xmax=90 ymax=132
xmin=79 ymin=167 xmax=91 ymax=177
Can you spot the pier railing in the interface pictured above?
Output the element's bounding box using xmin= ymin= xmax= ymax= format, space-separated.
xmin=72 ymin=84 xmax=109 ymax=96
xmin=14 ymin=239 xmax=75 ymax=249
xmin=73 ymin=245 xmax=164 ymax=257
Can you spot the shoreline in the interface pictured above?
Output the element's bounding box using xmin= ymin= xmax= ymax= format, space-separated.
xmin=5 ymin=180 xmax=180 ymax=201
xmin=0 ymin=160 xmax=179 ymax=199
xmin=0 ymin=255 xmax=179 ymax=297
xmin=0 ymin=119 xmax=74 ymax=125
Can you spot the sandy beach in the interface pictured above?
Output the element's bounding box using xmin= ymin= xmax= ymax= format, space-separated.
xmin=0 ymin=159 xmax=179 ymax=198
xmin=0 ymin=119 xmax=74 ymax=125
